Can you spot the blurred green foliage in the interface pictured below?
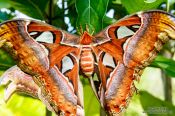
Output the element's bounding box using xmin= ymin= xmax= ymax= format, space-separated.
xmin=151 ymin=55 xmax=175 ymax=77
xmin=140 ymin=91 xmax=175 ymax=116
xmin=0 ymin=49 xmax=15 ymax=70
xmin=121 ymin=0 xmax=165 ymax=13
xmin=0 ymin=0 xmax=175 ymax=116
xmin=0 ymin=86 xmax=46 ymax=116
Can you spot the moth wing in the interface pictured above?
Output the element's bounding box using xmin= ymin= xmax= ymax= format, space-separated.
xmin=0 ymin=19 xmax=84 ymax=115
xmin=92 ymin=10 xmax=175 ymax=115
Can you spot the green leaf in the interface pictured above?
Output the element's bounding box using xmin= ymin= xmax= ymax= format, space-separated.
xmin=0 ymin=87 xmax=46 ymax=116
xmin=76 ymin=0 xmax=109 ymax=34
xmin=167 ymin=0 xmax=175 ymax=11
xmin=112 ymin=0 xmax=122 ymax=4
xmin=0 ymin=0 xmax=11 ymax=8
xmin=82 ymin=79 xmax=100 ymax=115
xmin=140 ymin=91 xmax=175 ymax=115
xmin=121 ymin=0 xmax=165 ymax=14
xmin=0 ymin=49 xmax=15 ymax=71
xmin=151 ymin=55 xmax=175 ymax=77
xmin=109 ymin=1 xmax=128 ymax=19
xmin=144 ymin=0 xmax=157 ymax=3
xmin=103 ymin=15 xmax=116 ymax=27
xmin=7 ymin=0 xmax=49 ymax=20
xmin=0 ymin=10 xmax=14 ymax=22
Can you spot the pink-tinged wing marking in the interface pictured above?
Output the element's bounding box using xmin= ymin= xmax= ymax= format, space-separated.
xmin=92 ymin=10 xmax=175 ymax=115
xmin=0 ymin=19 xmax=83 ymax=115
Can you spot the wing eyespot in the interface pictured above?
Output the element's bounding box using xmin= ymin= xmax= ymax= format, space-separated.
xmin=29 ymin=31 xmax=38 ymax=36
xmin=61 ymin=55 xmax=74 ymax=74
xmin=116 ymin=26 xmax=135 ymax=39
xmin=29 ymin=31 xmax=56 ymax=44
xmin=35 ymin=31 xmax=55 ymax=43
xmin=102 ymin=52 xmax=116 ymax=69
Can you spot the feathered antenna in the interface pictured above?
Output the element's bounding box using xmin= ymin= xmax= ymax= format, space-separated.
xmin=77 ymin=25 xmax=84 ymax=35
xmin=86 ymin=24 xmax=94 ymax=35
xmin=77 ymin=24 xmax=95 ymax=35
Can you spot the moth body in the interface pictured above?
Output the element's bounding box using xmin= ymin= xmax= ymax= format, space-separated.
xmin=80 ymin=46 xmax=94 ymax=77
xmin=1 ymin=10 xmax=175 ymax=116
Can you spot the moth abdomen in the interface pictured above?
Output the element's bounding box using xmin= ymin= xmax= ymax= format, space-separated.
xmin=80 ymin=47 xmax=94 ymax=77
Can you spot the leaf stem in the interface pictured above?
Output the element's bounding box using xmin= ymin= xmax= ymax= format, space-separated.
xmin=161 ymin=69 xmax=172 ymax=103
xmin=48 ymin=0 xmax=53 ymax=24
xmin=161 ymin=2 xmax=173 ymax=104
xmin=161 ymin=44 xmax=173 ymax=103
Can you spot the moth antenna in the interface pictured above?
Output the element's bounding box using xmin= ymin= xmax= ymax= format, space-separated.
xmin=91 ymin=30 xmax=95 ymax=35
xmin=85 ymin=24 xmax=95 ymax=35
xmin=85 ymin=24 xmax=89 ymax=33
xmin=79 ymin=25 xmax=83 ymax=35
xmin=77 ymin=25 xmax=83 ymax=35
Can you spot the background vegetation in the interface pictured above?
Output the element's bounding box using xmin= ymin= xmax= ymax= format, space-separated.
xmin=0 ymin=0 xmax=175 ymax=116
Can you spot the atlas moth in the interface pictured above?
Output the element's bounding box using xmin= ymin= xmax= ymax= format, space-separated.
xmin=0 ymin=10 xmax=175 ymax=116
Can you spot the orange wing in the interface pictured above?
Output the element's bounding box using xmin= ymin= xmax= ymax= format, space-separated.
xmin=0 ymin=19 xmax=84 ymax=115
xmin=1 ymin=10 xmax=175 ymax=116
xmin=92 ymin=10 xmax=175 ymax=115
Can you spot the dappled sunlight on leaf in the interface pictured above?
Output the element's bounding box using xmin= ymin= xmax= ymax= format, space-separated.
xmin=0 ymin=86 xmax=46 ymax=116
xmin=144 ymin=0 xmax=157 ymax=3
xmin=83 ymin=79 xmax=100 ymax=116
xmin=121 ymin=0 xmax=165 ymax=13
xmin=124 ymin=94 xmax=144 ymax=116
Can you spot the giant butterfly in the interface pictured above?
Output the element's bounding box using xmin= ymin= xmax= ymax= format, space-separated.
xmin=0 ymin=10 xmax=175 ymax=116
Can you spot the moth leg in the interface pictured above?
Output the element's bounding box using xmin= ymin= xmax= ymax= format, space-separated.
xmin=87 ymin=63 xmax=102 ymax=102
xmin=88 ymin=76 xmax=99 ymax=99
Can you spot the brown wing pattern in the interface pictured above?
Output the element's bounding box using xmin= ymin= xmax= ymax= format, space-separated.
xmin=0 ymin=10 xmax=175 ymax=116
xmin=0 ymin=19 xmax=83 ymax=115
xmin=93 ymin=10 xmax=175 ymax=115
